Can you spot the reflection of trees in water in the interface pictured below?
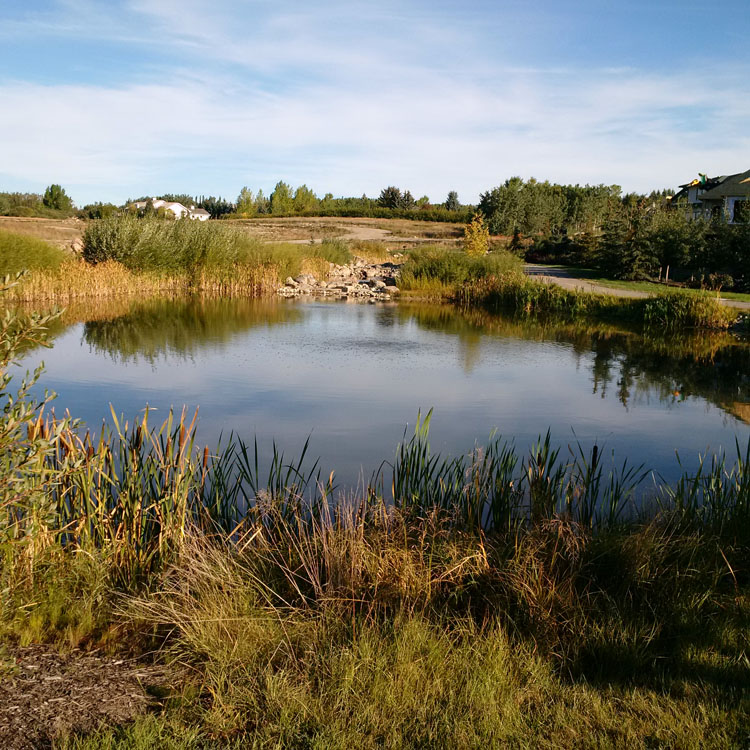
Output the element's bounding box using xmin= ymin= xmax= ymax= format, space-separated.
xmin=398 ymin=303 xmax=750 ymax=421
xmin=83 ymin=297 xmax=302 ymax=364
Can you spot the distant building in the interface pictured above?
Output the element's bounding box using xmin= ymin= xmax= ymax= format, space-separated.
xmin=672 ymin=170 xmax=750 ymax=223
xmin=132 ymin=199 xmax=211 ymax=221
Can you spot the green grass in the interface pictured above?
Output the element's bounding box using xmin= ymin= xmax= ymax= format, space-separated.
xmin=399 ymin=246 xmax=522 ymax=297
xmin=459 ymin=272 xmax=740 ymax=330
xmin=0 ymin=228 xmax=67 ymax=275
xmin=2 ymin=410 xmax=749 ymax=746
xmin=82 ymin=216 xmax=351 ymax=282
xmin=539 ymin=264 xmax=750 ymax=303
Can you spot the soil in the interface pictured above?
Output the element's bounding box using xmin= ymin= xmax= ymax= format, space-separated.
xmin=0 ymin=645 xmax=172 ymax=748
xmin=228 ymin=216 xmax=463 ymax=244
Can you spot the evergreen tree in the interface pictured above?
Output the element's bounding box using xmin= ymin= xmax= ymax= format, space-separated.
xmin=378 ymin=186 xmax=402 ymax=209
xmin=444 ymin=191 xmax=460 ymax=211
xmin=42 ymin=184 xmax=74 ymax=213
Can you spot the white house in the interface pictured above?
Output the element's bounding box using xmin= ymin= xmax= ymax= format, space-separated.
xmin=132 ymin=199 xmax=211 ymax=221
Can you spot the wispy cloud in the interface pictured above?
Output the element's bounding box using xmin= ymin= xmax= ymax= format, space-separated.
xmin=1 ymin=0 xmax=748 ymax=203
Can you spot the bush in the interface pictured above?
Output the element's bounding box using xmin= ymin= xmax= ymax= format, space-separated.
xmin=463 ymin=214 xmax=490 ymax=257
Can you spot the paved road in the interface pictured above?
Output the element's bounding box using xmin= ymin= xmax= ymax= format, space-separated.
xmin=524 ymin=264 xmax=750 ymax=311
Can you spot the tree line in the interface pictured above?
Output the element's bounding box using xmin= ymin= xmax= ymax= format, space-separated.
xmin=0 ymin=185 xmax=75 ymax=218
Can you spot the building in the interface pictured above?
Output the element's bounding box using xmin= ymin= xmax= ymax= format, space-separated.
xmin=132 ymin=199 xmax=211 ymax=221
xmin=672 ymin=170 xmax=750 ymax=223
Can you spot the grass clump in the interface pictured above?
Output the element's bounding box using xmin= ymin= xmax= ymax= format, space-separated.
xmin=458 ymin=273 xmax=739 ymax=330
xmin=82 ymin=216 xmax=261 ymax=273
xmin=0 ymin=229 xmax=66 ymax=275
xmin=399 ymin=246 xmax=521 ymax=297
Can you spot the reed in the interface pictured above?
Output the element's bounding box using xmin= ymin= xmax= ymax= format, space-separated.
xmin=458 ymin=272 xmax=739 ymax=330
xmin=399 ymin=246 xmax=522 ymax=297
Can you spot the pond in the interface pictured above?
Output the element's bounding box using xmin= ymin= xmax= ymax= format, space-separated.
xmin=18 ymin=296 xmax=750 ymax=489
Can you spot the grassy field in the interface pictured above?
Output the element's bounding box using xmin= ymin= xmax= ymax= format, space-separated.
xmin=0 ymin=215 xmax=83 ymax=248
xmin=1 ymin=405 xmax=748 ymax=747
xmin=228 ymin=215 xmax=465 ymax=243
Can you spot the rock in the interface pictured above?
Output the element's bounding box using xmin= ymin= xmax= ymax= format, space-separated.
xmin=285 ymin=277 xmax=297 ymax=287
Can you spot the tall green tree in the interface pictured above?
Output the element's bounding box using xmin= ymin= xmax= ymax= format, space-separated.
xmin=293 ymin=185 xmax=319 ymax=213
xmin=270 ymin=181 xmax=293 ymax=214
xmin=236 ymin=187 xmax=255 ymax=217
xmin=42 ymin=184 xmax=73 ymax=213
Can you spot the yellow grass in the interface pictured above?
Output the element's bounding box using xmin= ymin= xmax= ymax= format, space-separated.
xmin=5 ymin=259 xmax=281 ymax=303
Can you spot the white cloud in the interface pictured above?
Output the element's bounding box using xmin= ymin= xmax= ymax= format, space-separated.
xmin=1 ymin=1 xmax=749 ymax=203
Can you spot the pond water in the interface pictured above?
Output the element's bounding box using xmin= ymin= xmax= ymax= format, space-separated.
xmin=18 ymin=297 xmax=750 ymax=489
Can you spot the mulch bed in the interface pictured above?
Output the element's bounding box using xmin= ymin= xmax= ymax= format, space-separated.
xmin=0 ymin=645 xmax=171 ymax=749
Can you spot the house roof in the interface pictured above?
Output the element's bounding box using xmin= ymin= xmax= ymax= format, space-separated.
xmin=698 ymin=170 xmax=750 ymax=200
xmin=190 ymin=207 xmax=210 ymax=216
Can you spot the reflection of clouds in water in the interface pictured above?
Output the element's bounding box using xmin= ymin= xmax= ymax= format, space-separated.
xmin=16 ymin=300 xmax=750 ymax=488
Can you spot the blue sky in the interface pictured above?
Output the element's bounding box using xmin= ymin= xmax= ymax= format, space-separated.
xmin=1 ymin=0 xmax=748 ymax=206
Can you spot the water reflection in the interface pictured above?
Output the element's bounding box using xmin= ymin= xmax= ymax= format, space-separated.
xmin=395 ymin=303 xmax=750 ymax=422
xmin=14 ymin=296 xmax=750 ymax=487
xmin=81 ymin=297 xmax=303 ymax=364
xmin=30 ymin=297 xmax=750 ymax=423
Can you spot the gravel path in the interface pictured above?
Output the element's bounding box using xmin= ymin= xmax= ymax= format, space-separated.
xmin=524 ymin=264 xmax=750 ymax=311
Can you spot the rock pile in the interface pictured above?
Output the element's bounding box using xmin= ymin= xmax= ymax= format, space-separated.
xmin=277 ymin=258 xmax=401 ymax=301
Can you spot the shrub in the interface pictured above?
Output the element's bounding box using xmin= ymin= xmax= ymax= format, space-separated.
xmin=463 ymin=214 xmax=489 ymax=257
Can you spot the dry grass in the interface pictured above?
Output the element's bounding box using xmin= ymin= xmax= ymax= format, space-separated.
xmin=228 ymin=216 xmax=464 ymax=243
xmin=4 ymin=259 xmax=280 ymax=303
xmin=0 ymin=216 xmax=83 ymax=248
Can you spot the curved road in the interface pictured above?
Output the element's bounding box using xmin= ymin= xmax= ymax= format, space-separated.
xmin=524 ymin=264 xmax=750 ymax=311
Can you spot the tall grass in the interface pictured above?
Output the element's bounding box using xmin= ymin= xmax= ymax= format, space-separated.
xmin=3 ymin=219 xmax=355 ymax=302
xmin=3 ymin=405 xmax=748 ymax=589
xmin=458 ymin=272 xmax=739 ymax=330
xmin=83 ymin=216 xmax=351 ymax=278
xmin=399 ymin=246 xmax=522 ymax=297
xmin=0 ymin=229 xmax=67 ymax=275
xmin=2 ymin=405 xmax=748 ymax=745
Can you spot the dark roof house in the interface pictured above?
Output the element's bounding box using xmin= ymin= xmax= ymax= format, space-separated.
xmin=673 ymin=170 xmax=750 ymax=222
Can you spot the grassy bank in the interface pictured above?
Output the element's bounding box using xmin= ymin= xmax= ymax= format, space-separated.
xmin=2 ymin=405 xmax=749 ymax=746
xmin=457 ymin=272 xmax=740 ymax=330
xmin=2 ymin=218 xmax=356 ymax=302
xmin=398 ymin=245 xmax=522 ymax=298
xmin=0 ymin=228 xmax=67 ymax=276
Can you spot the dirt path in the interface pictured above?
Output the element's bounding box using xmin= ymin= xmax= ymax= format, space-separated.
xmin=283 ymin=223 xmax=450 ymax=245
xmin=524 ymin=264 xmax=750 ymax=311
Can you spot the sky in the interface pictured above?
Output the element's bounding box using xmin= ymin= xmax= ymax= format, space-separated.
xmin=1 ymin=0 xmax=749 ymax=206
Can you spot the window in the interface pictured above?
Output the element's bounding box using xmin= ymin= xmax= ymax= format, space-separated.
xmin=732 ymin=199 xmax=748 ymax=223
